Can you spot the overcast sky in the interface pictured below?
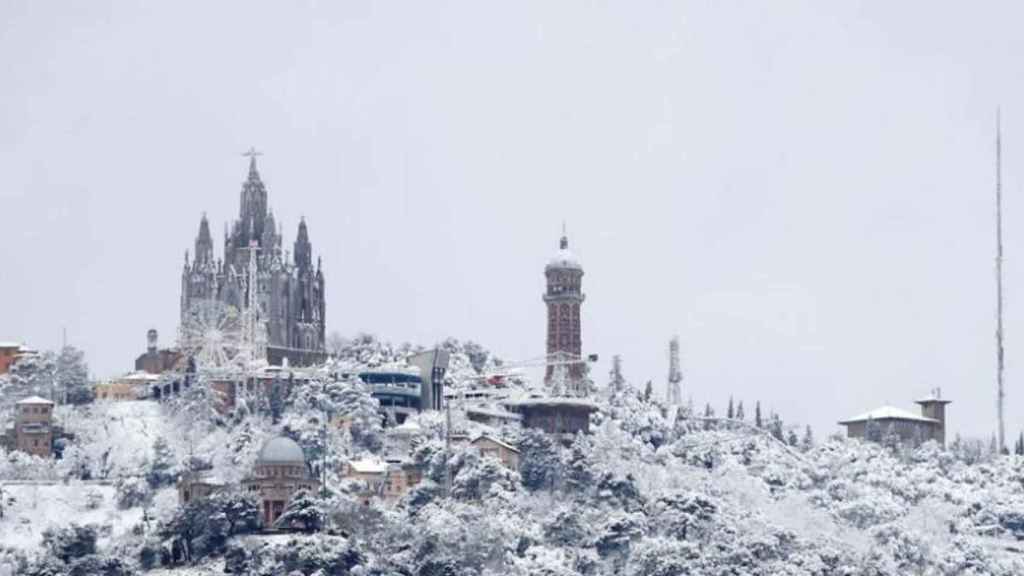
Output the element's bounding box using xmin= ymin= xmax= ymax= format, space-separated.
xmin=3 ymin=1 xmax=1023 ymax=439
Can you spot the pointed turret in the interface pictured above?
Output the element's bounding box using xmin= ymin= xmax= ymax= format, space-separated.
xmin=238 ymin=148 xmax=268 ymax=247
xmin=262 ymin=208 xmax=277 ymax=251
xmin=194 ymin=213 xmax=214 ymax=266
xmin=294 ymin=217 xmax=312 ymax=270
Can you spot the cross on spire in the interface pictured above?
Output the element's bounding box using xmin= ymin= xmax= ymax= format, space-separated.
xmin=243 ymin=147 xmax=263 ymax=177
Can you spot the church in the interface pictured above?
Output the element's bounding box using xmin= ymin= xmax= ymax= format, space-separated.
xmin=180 ymin=151 xmax=326 ymax=367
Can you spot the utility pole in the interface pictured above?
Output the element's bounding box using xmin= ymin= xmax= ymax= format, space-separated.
xmin=996 ymin=109 xmax=1007 ymax=454
xmin=444 ymin=395 xmax=452 ymax=497
xmin=320 ymin=379 xmax=328 ymax=533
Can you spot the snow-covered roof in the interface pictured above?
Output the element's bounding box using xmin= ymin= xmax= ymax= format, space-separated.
xmin=466 ymin=406 xmax=523 ymax=421
xmin=512 ymin=396 xmax=599 ymax=410
xmin=0 ymin=341 xmax=23 ymax=349
xmin=392 ymin=419 xmax=421 ymax=433
xmin=16 ymin=396 xmax=54 ymax=405
xmin=256 ymin=436 xmax=306 ymax=464
xmin=117 ymin=371 xmax=162 ymax=382
xmin=546 ymin=248 xmax=582 ymax=271
xmin=348 ymin=459 xmax=388 ymax=474
xmin=472 ymin=434 xmax=519 ymax=453
xmin=838 ymin=405 xmax=939 ymax=425
xmin=914 ymin=394 xmax=952 ymax=405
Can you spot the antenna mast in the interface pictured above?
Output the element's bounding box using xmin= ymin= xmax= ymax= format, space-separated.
xmin=996 ymin=110 xmax=1007 ymax=454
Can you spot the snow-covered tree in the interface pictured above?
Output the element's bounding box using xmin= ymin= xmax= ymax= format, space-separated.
xmin=800 ymin=424 xmax=814 ymax=451
xmin=55 ymin=345 xmax=92 ymax=405
xmin=336 ymin=379 xmax=384 ymax=453
xmin=754 ymin=401 xmax=763 ymax=428
xmin=275 ymin=489 xmax=327 ymax=533
xmin=7 ymin=351 xmax=56 ymax=402
xmin=519 ymin=429 xmax=561 ymax=491
xmin=609 ymin=355 xmax=626 ymax=394
xmin=146 ymin=436 xmax=176 ymax=489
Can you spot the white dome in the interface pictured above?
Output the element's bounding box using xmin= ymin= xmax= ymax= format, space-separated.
xmin=257 ymin=436 xmax=306 ymax=464
xmin=546 ymin=248 xmax=582 ymax=271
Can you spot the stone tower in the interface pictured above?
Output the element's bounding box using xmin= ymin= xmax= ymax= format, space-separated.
xmin=180 ymin=152 xmax=327 ymax=367
xmin=543 ymin=230 xmax=585 ymax=383
xmin=915 ymin=389 xmax=952 ymax=447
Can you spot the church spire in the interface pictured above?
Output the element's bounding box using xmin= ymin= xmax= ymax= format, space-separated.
xmin=294 ymin=217 xmax=312 ymax=270
xmin=195 ymin=213 xmax=214 ymax=266
xmin=560 ymin=221 xmax=569 ymax=250
xmin=243 ymin=147 xmax=263 ymax=180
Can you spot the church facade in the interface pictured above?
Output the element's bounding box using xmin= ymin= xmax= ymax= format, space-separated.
xmin=180 ymin=153 xmax=326 ymax=366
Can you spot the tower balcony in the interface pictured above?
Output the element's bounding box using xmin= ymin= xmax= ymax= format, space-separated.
xmin=543 ymin=292 xmax=585 ymax=303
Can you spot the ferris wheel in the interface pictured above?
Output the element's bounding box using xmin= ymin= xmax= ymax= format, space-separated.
xmin=178 ymin=299 xmax=246 ymax=371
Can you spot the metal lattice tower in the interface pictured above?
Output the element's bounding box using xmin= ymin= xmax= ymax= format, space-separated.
xmin=668 ymin=336 xmax=683 ymax=405
xmin=242 ymin=240 xmax=268 ymax=367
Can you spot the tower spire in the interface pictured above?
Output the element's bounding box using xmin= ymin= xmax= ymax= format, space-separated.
xmin=996 ymin=109 xmax=1006 ymax=454
xmin=560 ymin=221 xmax=568 ymax=250
xmin=243 ymin=147 xmax=263 ymax=178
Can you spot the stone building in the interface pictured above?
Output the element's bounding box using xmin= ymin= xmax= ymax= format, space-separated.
xmin=5 ymin=396 xmax=56 ymax=458
xmin=242 ymin=436 xmax=319 ymax=527
xmin=512 ymin=231 xmax=597 ymax=440
xmin=471 ymin=435 xmax=520 ymax=470
xmin=180 ymin=153 xmax=326 ymax=367
xmin=176 ymin=470 xmax=225 ymax=505
xmin=134 ymin=329 xmax=181 ymax=374
xmin=343 ymin=458 xmax=423 ymax=505
xmin=543 ymin=231 xmax=585 ymax=383
xmin=513 ymin=397 xmax=598 ymax=440
xmin=95 ymin=372 xmax=160 ymax=401
xmin=0 ymin=342 xmax=25 ymax=375
xmin=839 ymin=392 xmax=951 ymax=447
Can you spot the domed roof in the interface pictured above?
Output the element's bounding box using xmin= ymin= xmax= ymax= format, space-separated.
xmin=547 ymin=248 xmax=582 ymax=271
xmin=257 ymin=436 xmax=306 ymax=465
xmin=545 ymin=234 xmax=582 ymax=271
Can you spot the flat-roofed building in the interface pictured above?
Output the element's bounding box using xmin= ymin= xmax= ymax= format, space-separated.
xmin=12 ymin=396 xmax=55 ymax=458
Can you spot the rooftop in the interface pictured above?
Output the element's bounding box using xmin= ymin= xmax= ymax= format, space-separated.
xmin=546 ymin=247 xmax=582 ymax=271
xmin=17 ymin=396 xmax=54 ymax=405
xmin=472 ymin=434 xmax=519 ymax=453
xmin=348 ymin=459 xmax=388 ymax=474
xmin=838 ymin=405 xmax=939 ymax=425
xmin=256 ymin=436 xmax=306 ymax=465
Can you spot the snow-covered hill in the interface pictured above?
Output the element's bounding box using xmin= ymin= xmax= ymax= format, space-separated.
xmin=3 ymin=340 xmax=1024 ymax=575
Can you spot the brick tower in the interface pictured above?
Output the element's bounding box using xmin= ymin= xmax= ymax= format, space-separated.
xmin=543 ymin=230 xmax=585 ymax=383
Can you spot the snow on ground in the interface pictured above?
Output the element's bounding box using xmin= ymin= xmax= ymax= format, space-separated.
xmin=0 ymin=482 xmax=175 ymax=553
xmin=58 ymin=400 xmax=173 ymax=477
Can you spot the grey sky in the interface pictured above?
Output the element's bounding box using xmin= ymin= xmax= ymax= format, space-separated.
xmin=2 ymin=1 xmax=1022 ymax=439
